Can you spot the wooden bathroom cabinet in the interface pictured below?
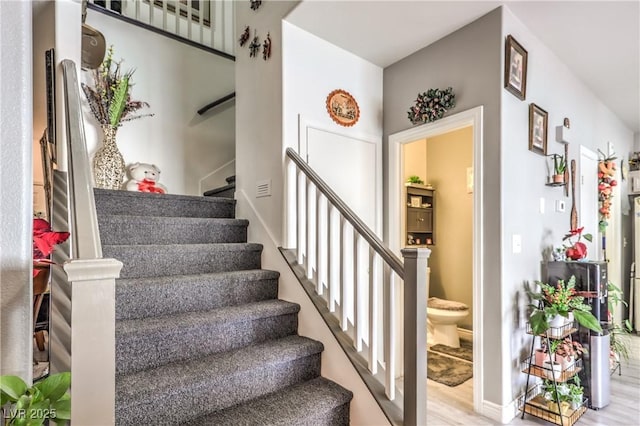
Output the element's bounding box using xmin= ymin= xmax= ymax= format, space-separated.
xmin=405 ymin=184 xmax=434 ymax=246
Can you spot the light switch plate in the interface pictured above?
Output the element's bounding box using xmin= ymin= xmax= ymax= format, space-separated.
xmin=539 ymin=197 xmax=545 ymax=214
xmin=513 ymin=234 xmax=522 ymax=254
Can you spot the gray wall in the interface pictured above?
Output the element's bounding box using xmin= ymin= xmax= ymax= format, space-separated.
xmin=383 ymin=7 xmax=503 ymax=404
xmin=0 ymin=0 xmax=33 ymax=381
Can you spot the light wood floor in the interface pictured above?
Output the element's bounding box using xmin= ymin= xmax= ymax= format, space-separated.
xmin=426 ymin=334 xmax=640 ymax=425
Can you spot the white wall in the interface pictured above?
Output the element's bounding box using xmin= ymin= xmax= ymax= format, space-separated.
xmin=281 ymin=21 xmax=383 ymax=244
xmin=501 ymin=4 xmax=635 ymax=414
xmin=0 ymin=0 xmax=33 ymax=381
xmin=84 ymin=9 xmax=235 ymax=195
xmin=236 ymin=2 xmax=388 ymax=424
xmin=282 ymin=22 xmax=383 ymax=153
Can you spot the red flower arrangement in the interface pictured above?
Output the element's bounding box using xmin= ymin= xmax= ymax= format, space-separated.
xmin=33 ymin=218 xmax=69 ymax=277
xmin=562 ymin=227 xmax=592 ymax=261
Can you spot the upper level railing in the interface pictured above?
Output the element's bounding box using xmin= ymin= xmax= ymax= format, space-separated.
xmin=87 ymin=0 xmax=235 ymax=59
xmin=285 ymin=148 xmax=429 ymax=426
xmin=49 ymin=59 xmax=123 ymax=424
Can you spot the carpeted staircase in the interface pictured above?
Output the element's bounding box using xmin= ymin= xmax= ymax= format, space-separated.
xmin=93 ymin=188 xmax=353 ymax=425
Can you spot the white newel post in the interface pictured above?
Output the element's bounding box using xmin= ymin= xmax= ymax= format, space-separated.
xmin=54 ymin=258 xmax=122 ymax=425
xmin=401 ymin=247 xmax=430 ymax=426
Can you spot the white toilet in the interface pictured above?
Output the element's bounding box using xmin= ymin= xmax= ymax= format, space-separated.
xmin=426 ymin=268 xmax=469 ymax=348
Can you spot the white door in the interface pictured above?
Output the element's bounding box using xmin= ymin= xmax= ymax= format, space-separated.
xmin=305 ymin=127 xmax=377 ymax=230
xmin=579 ymin=146 xmax=599 ymax=259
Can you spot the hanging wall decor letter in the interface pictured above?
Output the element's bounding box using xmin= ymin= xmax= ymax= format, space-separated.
xmin=239 ymin=26 xmax=250 ymax=47
xmin=249 ymin=31 xmax=261 ymax=58
xmin=326 ymin=89 xmax=360 ymax=127
xmin=262 ymin=32 xmax=272 ymax=60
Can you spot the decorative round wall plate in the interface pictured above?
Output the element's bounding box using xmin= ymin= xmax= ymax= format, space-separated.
xmin=326 ymin=89 xmax=360 ymax=127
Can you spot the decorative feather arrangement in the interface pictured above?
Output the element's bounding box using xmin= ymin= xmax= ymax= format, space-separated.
xmin=82 ymin=46 xmax=153 ymax=127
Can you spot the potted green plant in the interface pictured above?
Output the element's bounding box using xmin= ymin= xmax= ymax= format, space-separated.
xmin=528 ymin=275 xmax=603 ymax=336
xmin=567 ymin=376 xmax=584 ymax=410
xmin=0 ymin=372 xmax=71 ymax=425
xmin=406 ymin=175 xmax=424 ymax=185
xmin=553 ymin=154 xmax=566 ymax=183
xmin=607 ymin=281 xmax=632 ymax=369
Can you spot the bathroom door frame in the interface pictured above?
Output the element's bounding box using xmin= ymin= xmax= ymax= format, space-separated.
xmin=388 ymin=106 xmax=484 ymax=413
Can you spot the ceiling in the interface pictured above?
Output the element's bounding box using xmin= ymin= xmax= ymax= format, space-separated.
xmin=286 ymin=1 xmax=640 ymax=133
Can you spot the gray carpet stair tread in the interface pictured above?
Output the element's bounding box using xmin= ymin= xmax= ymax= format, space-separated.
xmin=116 ymin=336 xmax=324 ymax=425
xmin=188 ymin=377 xmax=353 ymax=426
xmin=117 ymin=299 xmax=299 ymax=336
xmin=103 ymin=243 xmax=263 ymax=278
xmin=116 ymin=270 xmax=280 ymax=320
xmin=94 ymin=188 xmax=235 ymax=218
xmin=116 ymin=300 xmax=301 ymax=374
xmin=98 ymin=215 xmax=249 ymax=245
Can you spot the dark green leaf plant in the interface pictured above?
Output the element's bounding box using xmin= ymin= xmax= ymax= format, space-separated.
xmin=1 ymin=372 xmax=70 ymax=425
xmin=528 ymin=275 xmax=603 ymax=336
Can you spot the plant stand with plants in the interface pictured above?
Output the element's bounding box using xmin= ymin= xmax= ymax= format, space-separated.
xmin=519 ymin=276 xmax=603 ymax=426
xmin=519 ymin=312 xmax=588 ymax=426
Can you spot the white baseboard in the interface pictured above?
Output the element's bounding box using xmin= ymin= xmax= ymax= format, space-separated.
xmin=481 ymin=398 xmax=518 ymax=424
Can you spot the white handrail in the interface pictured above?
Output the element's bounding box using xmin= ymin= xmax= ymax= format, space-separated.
xmin=49 ymin=59 xmax=122 ymax=425
xmin=61 ymin=60 xmax=102 ymax=259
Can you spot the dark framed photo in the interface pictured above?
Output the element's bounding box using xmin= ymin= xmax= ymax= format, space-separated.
xmin=504 ymin=35 xmax=528 ymax=100
xmin=529 ymin=103 xmax=548 ymax=155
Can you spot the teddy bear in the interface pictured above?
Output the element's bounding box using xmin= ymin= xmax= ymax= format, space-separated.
xmin=125 ymin=163 xmax=167 ymax=194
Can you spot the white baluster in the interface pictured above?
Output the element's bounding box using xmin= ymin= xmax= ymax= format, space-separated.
xmin=384 ymin=264 xmax=396 ymax=401
xmin=327 ymin=206 xmax=336 ymax=312
xmin=354 ymin=231 xmax=362 ymax=352
xmin=316 ymin=190 xmax=323 ymax=294
xmin=368 ymin=247 xmax=378 ymax=374
xmin=297 ymin=171 xmax=305 ymax=265
xmin=340 ymin=216 xmax=348 ymax=330
xmin=306 ymin=181 xmax=315 ymax=280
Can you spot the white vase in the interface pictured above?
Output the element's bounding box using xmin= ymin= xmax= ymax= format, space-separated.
xmin=549 ymin=315 xmax=566 ymax=337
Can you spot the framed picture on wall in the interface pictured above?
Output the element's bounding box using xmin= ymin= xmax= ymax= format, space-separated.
xmin=504 ymin=35 xmax=528 ymax=100
xmin=529 ymin=103 xmax=548 ymax=155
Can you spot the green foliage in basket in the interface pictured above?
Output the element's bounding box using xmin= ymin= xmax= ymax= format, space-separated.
xmin=527 ymin=275 xmax=602 ymax=335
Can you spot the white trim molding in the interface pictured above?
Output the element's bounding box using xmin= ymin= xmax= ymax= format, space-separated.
xmin=388 ymin=106 xmax=485 ymax=414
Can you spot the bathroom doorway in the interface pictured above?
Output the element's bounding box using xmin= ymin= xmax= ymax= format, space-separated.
xmin=388 ymin=106 xmax=483 ymax=413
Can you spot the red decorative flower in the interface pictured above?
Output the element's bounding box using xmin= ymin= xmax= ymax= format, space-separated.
xmin=33 ymin=218 xmax=69 ymax=277
xmin=562 ymin=227 xmax=592 ymax=261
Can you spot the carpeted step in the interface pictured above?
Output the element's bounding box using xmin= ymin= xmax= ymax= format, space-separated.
xmin=97 ymin=215 xmax=249 ymax=245
xmin=103 ymin=243 xmax=262 ymax=278
xmin=115 ymin=335 xmax=324 ymax=426
xmin=116 ymin=270 xmax=280 ymax=320
xmin=187 ymin=377 xmax=353 ymax=426
xmin=116 ymin=300 xmax=300 ymax=375
xmin=94 ymin=188 xmax=235 ymax=219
